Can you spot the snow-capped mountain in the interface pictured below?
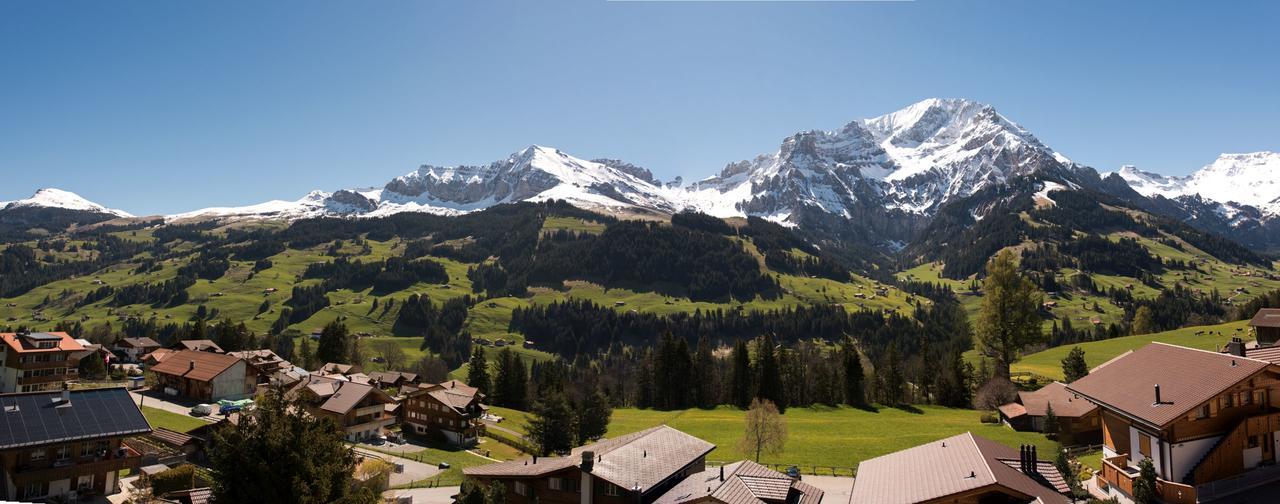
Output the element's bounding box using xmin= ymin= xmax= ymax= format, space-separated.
xmin=172 ymin=146 xmax=679 ymax=222
xmin=685 ymin=98 xmax=1074 ymax=223
xmin=1112 ymin=152 xmax=1280 ymax=216
xmin=1 ymin=188 xmax=133 ymax=218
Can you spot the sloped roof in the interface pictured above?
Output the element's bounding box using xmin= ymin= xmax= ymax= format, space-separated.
xmin=292 ymin=375 xmax=392 ymax=415
xmin=654 ymin=460 xmax=824 ymax=504
xmin=150 ymin=427 xmax=196 ymax=447
xmin=1066 ymin=343 xmax=1275 ymax=428
xmin=849 ymin=432 xmax=1069 ymax=504
xmin=1 ymin=332 xmax=84 ymax=353
xmin=149 ymin=350 xmax=244 ymax=382
xmin=143 ymin=348 xmax=178 ymax=364
xmin=1244 ymin=345 xmax=1280 ymax=364
xmin=177 ymin=339 xmax=224 ymax=353
xmin=119 ymin=337 xmax=161 ymax=348
xmin=1249 ymin=308 xmax=1280 ymax=328
xmin=0 ymin=387 xmax=152 ymax=449
xmin=1015 ymin=382 xmax=1098 ymax=418
xmin=998 ymin=402 xmax=1027 ymax=420
xmin=465 ymin=426 xmax=715 ymax=494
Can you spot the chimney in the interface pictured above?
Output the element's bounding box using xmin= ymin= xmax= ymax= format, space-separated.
xmin=533 ymin=454 xmax=538 ymax=464
xmin=1030 ymin=446 xmax=1038 ymax=475
xmin=1019 ymin=445 xmax=1028 ymax=473
xmin=1227 ymin=337 xmax=1247 ymax=357
xmin=719 ymin=466 xmax=724 ymax=482
xmin=580 ymin=451 xmax=595 ymax=504
xmin=1154 ymin=384 xmax=1162 ymax=405
xmin=60 ymin=382 xmax=70 ymax=406
xmin=189 ymin=361 xmax=196 ymax=372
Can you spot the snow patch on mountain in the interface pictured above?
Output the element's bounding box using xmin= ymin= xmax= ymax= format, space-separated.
xmin=1110 ymin=152 xmax=1280 ymax=216
xmin=2 ymin=188 xmax=133 ymax=218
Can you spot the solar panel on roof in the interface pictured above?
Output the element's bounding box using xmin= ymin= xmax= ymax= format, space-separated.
xmin=0 ymin=388 xmax=151 ymax=449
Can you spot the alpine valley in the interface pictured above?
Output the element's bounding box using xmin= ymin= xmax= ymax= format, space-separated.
xmin=4 ymin=98 xmax=1280 ymax=377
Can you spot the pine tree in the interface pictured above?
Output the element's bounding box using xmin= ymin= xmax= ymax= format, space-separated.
xmin=841 ymin=337 xmax=865 ymax=407
xmin=1133 ymin=458 xmax=1157 ymax=504
xmin=298 ymin=337 xmax=316 ymax=371
xmin=691 ymin=336 xmax=716 ymax=408
xmin=755 ymin=334 xmax=784 ymax=412
xmin=526 ymin=391 xmax=574 ymax=456
xmin=209 ymin=390 xmax=377 ymax=504
xmin=316 ymin=320 xmax=350 ymax=364
xmin=1043 ymin=402 xmax=1060 ymax=439
xmin=976 ymin=250 xmax=1045 ymax=377
xmin=881 ymin=343 xmax=904 ymax=406
xmin=730 ymin=339 xmax=753 ymax=409
xmin=466 ymin=346 xmax=491 ymax=396
xmin=575 ymin=388 xmax=612 ymax=444
xmin=1061 ymin=346 xmax=1089 ymax=383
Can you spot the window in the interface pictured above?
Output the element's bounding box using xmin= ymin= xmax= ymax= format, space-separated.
xmin=1223 ymin=394 xmax=1234 ymax=409
xmin=1241 ymin=391 xmax=1253 ymax=406
xmin=550 ymin=477 xmax=563 ymax=491
xmin=22 ymin=482 xmax=43 ymax=499
xmin=55 ymin=445 xmax=70 ymax=461
xmin=1138 ymin=433 xmax=1152 ymax=458
xmin=1248 ymin=435 xmax=1261 ymax=449
xmin=514 ymin=481 xmax=529 ymax=496
xmin=29 ymin=448 xmax=46 ymax=461
xmin=605 ymin=483 xmax=623 ymax=497
xmin=1196 ymin=404 xmax=1211 ymax=419
xmin=77 ymin=474 xmax=94 ymax=492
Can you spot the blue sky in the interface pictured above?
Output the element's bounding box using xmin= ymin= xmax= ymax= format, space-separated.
xmin=2 ymin=0 xmax=1277 ymax=215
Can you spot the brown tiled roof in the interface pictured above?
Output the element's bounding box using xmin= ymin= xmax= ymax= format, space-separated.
xmin=849 ymin=432 xmax=1069 ymax=504
xmin=995 ymin=459 xmax=1071 ymax=494
xmin=997 ymin=402 xmax=1027 ymax=419
xmin=1249 ymin=308 xmax=1280 ymax=328
xmin=465 ymin=426 xmax=715 ymax=494
xmin=1 ymin=332 xmax=84 ymax=353
xmin=150 ymin=427 xmax=196 ymax=447
xmin=1245 ymin=346 xmax=1280 ymax=364
xmin=143 ymin=348 xmax=177 ymax=364
xmin=1015 ymin=382 xmax=1098 ymax=418
xmin=408 ymin=379 xmax=484 ymax=413
xmin=119 ymin=337 xmax=161 ymax=349
xmin=319 ymin=362 xmax=355 ymax=375
xmin=654 ymin=460 xmax=824 ymax=504
xmin=1065 ymin=343 xmax=1275 ymax=428
xmin=162 ymin=487 xmax=212 ymax=504
xmin=149 ymin=350 xmax=244 ymax=382
xmin=177 ymin=339 xmax=224 ymax=353
xmin=291 ymin=375 xmax=393 ymax=415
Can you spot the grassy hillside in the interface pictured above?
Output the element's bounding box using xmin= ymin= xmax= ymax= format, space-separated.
xmin=1 ymin=214 xmax=921 ymax=376
xmin=487 ymin=405 xmax=1055 ymax=471
xmin=998 ymin=319 xmax=1251 ymax=381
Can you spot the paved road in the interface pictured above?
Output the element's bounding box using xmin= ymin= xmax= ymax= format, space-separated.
xmin=801 ymin=475 xmax=855 ymax=503
xmin=353 ymin=447 xmax=444 ymax=487
xmin=382 ymin=487 xmax=460 ymax=504
xmin=129 ymin=389 xmax=218 ymax=423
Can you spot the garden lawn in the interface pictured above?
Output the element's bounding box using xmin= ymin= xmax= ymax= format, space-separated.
xmin=140 ymin=405 xmax=208 ymax=433
xmin=597 ymin=405 xmax=1057 ymax=471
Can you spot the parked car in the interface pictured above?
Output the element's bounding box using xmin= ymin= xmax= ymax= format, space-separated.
xmin=190 ymin=404 xmax=213 ymax=416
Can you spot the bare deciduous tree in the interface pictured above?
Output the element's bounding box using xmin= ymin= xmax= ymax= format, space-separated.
xmin=740 ymin=398 xmax=787 ymax=463
xmin=370 ymin=339 xmax=407 ymax=371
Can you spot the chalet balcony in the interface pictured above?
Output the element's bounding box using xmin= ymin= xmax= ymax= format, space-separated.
xmin=346 ymin=416 xmax=395 ymax=434
xmin=17 ymin=372 xmax=75 ymax=386
xmin=354 ymin=404 xmax=386 ymax=418
xmin=10 ymin=445 xmax=142 ymax=485
xmin=1098 ymin=455 xmax=1198 ymax=504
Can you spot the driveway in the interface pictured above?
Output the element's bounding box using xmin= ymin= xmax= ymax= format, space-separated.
xmin=129 ymin=389 xmax=218 ymax=423
xmin=354 ymin=447 xmax=443 ymax=487
xmin=382 ymin=487 xmax=460 ymax=504
xmin=801 ymin=475 xmax=855 ymax=503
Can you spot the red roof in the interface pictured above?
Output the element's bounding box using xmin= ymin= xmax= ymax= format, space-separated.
xmin=1 ymin=332 xmax=83 ymax=353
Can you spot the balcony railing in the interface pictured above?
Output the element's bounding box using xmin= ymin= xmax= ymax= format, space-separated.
xmin=12 ymin=446 xmax=141 ymax=483
xmin=1098 ymin=454 xmax=1198 ymax=504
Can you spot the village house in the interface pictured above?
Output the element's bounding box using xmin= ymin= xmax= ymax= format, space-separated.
xmin=148 ymin=350 xmax=258 ymax=402
xmin=0 ymin=331 xmax=85 ymax=394
xmin=227 ymin=349 xmax=301 ymax=387
xmin=1249 ymin=308 xmax=1280 ymax=347
xmin=113 ymin=337 xmax=161 ymax=363
xmin=0 ymin=387 xmax=151 ymax=501
xmin=849 ymin=432 xmax=1071 ymax=504
xmin=652 ymin=459 xmax=824 ymax=504
xmin=366 ymin=370 xmax=423 ymax=390
xmin=1067 ymin=342 xmax=1280 ymax=503
xmin=142 ymin=348 xmax=178 ymax=367
xmin=289 ymin=375 xmax=398 ymax=442
xmin=464 ymin=425 xmax=719 ymax=504
xmin=998 ymin=381 xmax=1101 ymax=443
xmin=402 ymin=379 xmax=485 ymax=446
xmin=174 ymin=339 xmax=224 ymax=354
